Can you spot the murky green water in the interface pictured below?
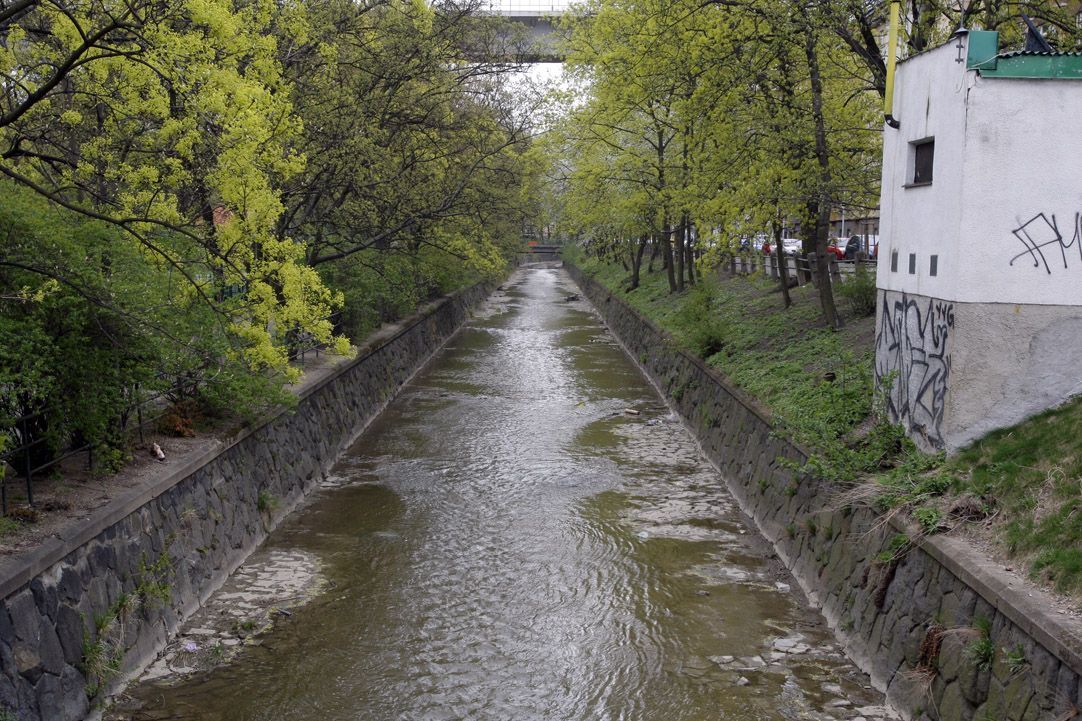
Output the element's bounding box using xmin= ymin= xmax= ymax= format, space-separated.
xmin=113 ymin=267 xmax=892 ymax=721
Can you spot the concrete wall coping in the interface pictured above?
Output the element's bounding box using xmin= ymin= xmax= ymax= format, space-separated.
xmin=898 ymin=516 xmax=1082 ymax=675
xmin=571 ymin=260 xmax=1082 ymax=680
xmin=0 ymin=290 xmax=469 ymax=603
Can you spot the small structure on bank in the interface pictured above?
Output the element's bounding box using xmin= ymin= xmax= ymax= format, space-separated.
xmin=875 ymin=28 xmax=1082 ymax=451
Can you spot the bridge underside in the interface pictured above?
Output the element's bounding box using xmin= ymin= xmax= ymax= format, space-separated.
xmin=452 ymin=12 xmax=566 ymax=62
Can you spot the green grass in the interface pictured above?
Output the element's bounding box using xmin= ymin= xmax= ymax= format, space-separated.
xmin=575 ymin=251 xmax=885 ymax=481
xmin=0 ymin=517 xmax=21 ymax=538
xmin=944 ymin=397 xmax=1082 ymax=592
xmin=573 ymin=250 xmax=1082 ymax=598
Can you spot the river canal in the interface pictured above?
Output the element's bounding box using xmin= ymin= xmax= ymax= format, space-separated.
xmin=110 ymin=266 xmax=895 ymax=721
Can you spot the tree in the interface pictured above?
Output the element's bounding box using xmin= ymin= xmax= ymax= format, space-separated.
xmin=1 ymin=0 xmax=348 ymax=377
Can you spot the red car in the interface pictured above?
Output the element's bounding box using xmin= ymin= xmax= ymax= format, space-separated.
xmin=762 ymin=238 xmax=801 ymax=256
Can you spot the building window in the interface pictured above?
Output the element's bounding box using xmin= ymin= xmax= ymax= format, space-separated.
xmin=929 ymin=255 xmax=938 ymax=277
xmin=891 ymin=249 xmax=898 ymax=272
xmin=908 ymin=138 xmax=934 ymax=185
xmin=909 ymin=253 xmax=917 ymax=274
xmin=910 ymin=139 xmax=934 ymax=185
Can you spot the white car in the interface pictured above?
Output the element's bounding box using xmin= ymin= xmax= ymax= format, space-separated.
xmin=780 ymin=238 xmax=803 ymax=256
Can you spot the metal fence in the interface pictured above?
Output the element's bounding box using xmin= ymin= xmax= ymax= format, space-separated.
xmin=0 ymin=320 xmax=338 ymax=515
xmin=725 ymin=251 xmax=877 ymax=286
xmin=0 ymin=382 xmax=182 ymax=514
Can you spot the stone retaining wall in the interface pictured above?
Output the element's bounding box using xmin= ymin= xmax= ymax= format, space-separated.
xmin=567 ymin=262 xmax=1082 ymax=721
xmin=0 ymin=281 xmax=493 ymax=721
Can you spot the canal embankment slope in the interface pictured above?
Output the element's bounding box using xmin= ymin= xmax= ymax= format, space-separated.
xmin=565 ymin=258 xmax=1082 ymax=721
xmin=0 ymin=277 xmax=500 ymax=721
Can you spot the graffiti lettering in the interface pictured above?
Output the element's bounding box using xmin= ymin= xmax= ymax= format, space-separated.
xmin=875 ymin=292 xmax=953 ymax=450
xmin=1009 ymin=212 xmax=1082 ymax=274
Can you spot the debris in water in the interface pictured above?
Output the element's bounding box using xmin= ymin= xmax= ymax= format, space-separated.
xmin=637 ymin=530 xmax=649 ymax=540
xmin=624 ymin=408 xmax=640 ymax=416
xmin=152 ymin=442 xmax=166 ymax=461
xmin=182 ymin=641 xmax=198 ymax=653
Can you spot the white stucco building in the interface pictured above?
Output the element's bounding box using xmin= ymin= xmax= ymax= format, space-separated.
xmin=875 ymin=29 xmax=1082 ymax=451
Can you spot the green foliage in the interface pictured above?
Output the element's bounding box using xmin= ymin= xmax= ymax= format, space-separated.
xmin=579 ymin=257 xmax=880 ymax=482
xmin=81 ymin=616 xmax=124 ymax=698
xmin=836 ymin=265 xmax=877 ymax=317
xmin=676 ymin=282 xmax=729 ymax=358
xmin=0 ymin=0 xmax=349 ymax=378
xmin=257 ymin=490 xmax=279 ymax=513
xmin=81 ymin=550 xmax=175 ymax=696
xmin=1004 ymin=644 xmax=1028 ymax=673
xmin=944 ymin=396 xmax=1082 ymax=593
xmin=319 ymin=246 xmax=490 ymax=343
xmin=137 ymin=552 xmax=174 ymax=608
xmin=913 ymin=506 xmax=944 ymax=534
xmin=876 ymin=533 xmax=911 ymax=563
xmin=965 ymin=616 xmax=995 ymax=672
xmin=92 ymin=445 xmax=131 ymax=478
xmin=0 ymin=517 xmax=20 ymax=538
xmin=0 ymin=182 xmax=302 ymax=469
xmin=1 ymin=0 xmax=536 ymax=486
xmin=577 ymin=257 xmax=1082 ymax=600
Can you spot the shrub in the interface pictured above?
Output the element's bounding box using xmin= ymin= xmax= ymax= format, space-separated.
xmin=836 ymin=265 xmax=877 ymax=317
xmin=677 ymin=281 xmax=728 ymax=358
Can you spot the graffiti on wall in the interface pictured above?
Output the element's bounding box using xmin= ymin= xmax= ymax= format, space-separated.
xmin=875 ymin=292 xmax=954 ymax=450
xmin=1009 ymin=212 xmax=1082 ymax=274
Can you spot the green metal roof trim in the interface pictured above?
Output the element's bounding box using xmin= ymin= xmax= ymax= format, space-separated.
xmin=967 ymin=30 xmax=1082 ymax=78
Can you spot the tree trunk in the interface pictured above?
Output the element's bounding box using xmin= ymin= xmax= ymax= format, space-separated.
xmin=804 ymin=19 xmax=844 ymax=330
xmin=675 ymin=221 xmax=685 ymax=292
xmin=773 ymin=221 xmax=792 ymax=309
xmin=685 ymin=217 xmax=696 ymax=286
xmin=663 ymin=222 xmax=677 ymax=293
xmin=647 ymin=235 xmax=659 ymax=273
xmin=630 ymin=235 xmax=648 ymax=290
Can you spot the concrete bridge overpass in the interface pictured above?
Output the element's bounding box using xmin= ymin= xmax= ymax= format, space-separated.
xmin=465 ymin=0 xmax=574 ymax=61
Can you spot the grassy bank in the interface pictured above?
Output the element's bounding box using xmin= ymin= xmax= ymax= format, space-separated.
xmin=571 ymin=251 xmax=1082 ymax=599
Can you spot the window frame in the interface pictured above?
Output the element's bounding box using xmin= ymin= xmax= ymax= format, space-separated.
xmin=906 ymin=137 xmax=935 ymax=188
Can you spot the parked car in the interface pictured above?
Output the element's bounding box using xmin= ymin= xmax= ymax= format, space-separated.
xmin=825 ymin=240 xmax=846 ymax=260
xmin=844 ymin=235 xmax=863 ymax=259
xmin=781 ymin=238 xmax=801 ymax=255
xmin=828 ymin=236 xmax=879 ymax=260
xmin=763 ymin=238 xmax=803 ymax=256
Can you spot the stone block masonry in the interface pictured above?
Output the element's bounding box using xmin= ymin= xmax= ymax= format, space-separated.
xmin=0 ymin=281 xmax=494 ymax=721
xmin=567 ymin=262 xmax=1082 ymax=721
